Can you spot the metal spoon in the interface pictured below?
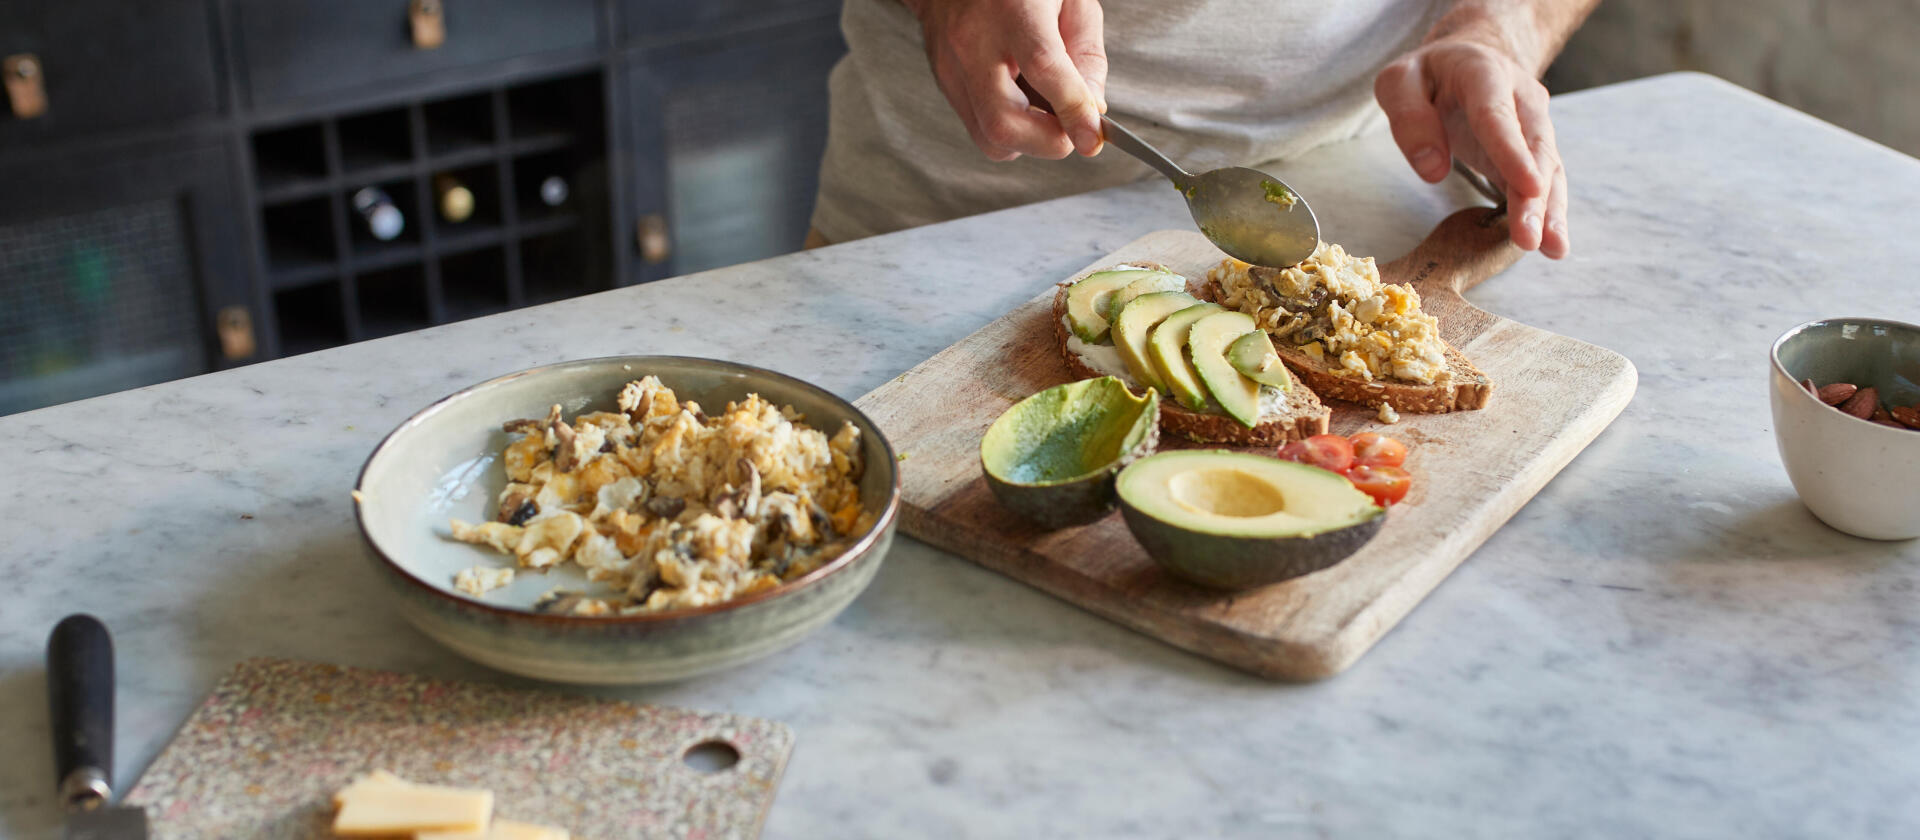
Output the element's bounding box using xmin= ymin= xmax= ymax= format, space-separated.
xmin=1015 ymin=77 xmax=1320 ymax=268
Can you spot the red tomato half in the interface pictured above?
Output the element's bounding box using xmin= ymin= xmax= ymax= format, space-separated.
xmin=1276 ymin=434 xmax=1355 ymax=474
xmin=1349 ymin=432 xmax=1409 ymax=468
xmin=1348 ymin=464 xmax=1412 ymax=506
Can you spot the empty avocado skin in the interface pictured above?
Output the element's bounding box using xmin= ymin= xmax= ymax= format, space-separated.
xmin=982 ymin=377 xmax=1160 ymax=528
xmin=1116 ymin=450 xmax=1384 ymax=589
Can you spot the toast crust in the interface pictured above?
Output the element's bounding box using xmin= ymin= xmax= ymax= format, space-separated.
xmin=1202 ymin=278 xmax=1492 ymax=413
xmin=1050 ymin=278 xmax=1330 ymax=445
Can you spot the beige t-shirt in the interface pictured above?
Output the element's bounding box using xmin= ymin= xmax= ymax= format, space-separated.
xmin=812 ymin=0 xmax=1441 ymax=242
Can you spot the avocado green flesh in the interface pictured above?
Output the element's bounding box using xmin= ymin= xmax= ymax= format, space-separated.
xmin=982 ymin=377 xmax=1157 ymax=486
xmin=1104 ymin=272 xmax=1189 ymax=321
xmin=1065 ymin=270 xmax=1168 ymax=344
xmin=1119 ymin=450 xmax=1377 ymax=535
xmin=1116 ymin=450 xmax=1384 ymax=589
xmin=1112 ymin=291 xmax=1198 ymax=393
xmin=1146 ymin=303 xmax=1225 ymax=410
xmin=1189 ymin=311 xmax=1263 ymax=427
xmin=1260 ymin=179 xmax=1298 ymax=209
xmin=1227 ymin=330 xmax=1292 ymax=390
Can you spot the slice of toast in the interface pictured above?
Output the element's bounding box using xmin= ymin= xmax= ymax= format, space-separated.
xmin=1202 ymin=277 xmax=1492 ymax=413
xmin=1050 ymin=276 xmax=1331 ymax=445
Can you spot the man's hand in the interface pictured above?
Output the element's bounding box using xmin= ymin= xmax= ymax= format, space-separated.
xmin=1375 ymin=2 xmax=1597 ymax=259
xmin=908 ymin=0 xmax=1107 ymax=161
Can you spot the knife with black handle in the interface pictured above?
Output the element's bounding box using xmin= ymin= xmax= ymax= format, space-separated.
xmin=47 ymin=614 xmax=148 ymax=840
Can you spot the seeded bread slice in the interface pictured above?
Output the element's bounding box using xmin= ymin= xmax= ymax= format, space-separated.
xmin=1204 ymin=277 xmax=1493 ymax=413
xmin=1051 ymin=277 xmax=1331 ymax=445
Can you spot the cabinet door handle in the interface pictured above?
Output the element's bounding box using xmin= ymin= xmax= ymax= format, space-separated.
xmin=217 ymin=306 xmax=257 ymax=360
xmin=4 ymin=54 xmax=47 ymax=119
xmin=638 ymin=214 xmax=672 ymax=265
xmin=409 ymin=0 xmax=446 ymax=50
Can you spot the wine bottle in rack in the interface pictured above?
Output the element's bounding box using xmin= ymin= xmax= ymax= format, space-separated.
xmin=351 ymin=187 xmax=405 ymax=241
xmin=537 ymin=175 xmax=569 ymax=208
xmin=433 ymin=174 xmax=475 ymax=224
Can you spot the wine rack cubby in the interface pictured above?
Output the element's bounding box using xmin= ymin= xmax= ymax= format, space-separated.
xmin=249 ymin=71 xmax=609 ymax=357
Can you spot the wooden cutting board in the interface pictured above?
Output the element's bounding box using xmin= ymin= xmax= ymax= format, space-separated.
xmin=854 ymin=209 xmax=1637 ymax=680
xmin=124 ymin=658 xmax=792 ymax=839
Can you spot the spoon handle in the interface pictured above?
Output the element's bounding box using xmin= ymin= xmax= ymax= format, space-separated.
xmin=1096 ymin=117 xmax=1192 ymax=189
xmin=1012 ymin=75 xmax=1192 ymax=189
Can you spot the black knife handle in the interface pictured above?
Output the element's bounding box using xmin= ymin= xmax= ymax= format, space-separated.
xmin=47 ymin=614 xmax=114 ymax=808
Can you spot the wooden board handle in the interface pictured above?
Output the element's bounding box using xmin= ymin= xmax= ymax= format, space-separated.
xmin=1380 ymin=206 xmax=1521 ymax=347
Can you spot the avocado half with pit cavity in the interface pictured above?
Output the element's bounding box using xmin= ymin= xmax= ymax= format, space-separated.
xmin=982 ymin=377 xmax=1161 ymax=528
xmin=1116 ymin=450 xmax=1384 ymax=589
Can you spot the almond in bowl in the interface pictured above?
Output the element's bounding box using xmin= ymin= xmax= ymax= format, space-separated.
xmin=1769 ymin=317 xmax=1920 ymax=540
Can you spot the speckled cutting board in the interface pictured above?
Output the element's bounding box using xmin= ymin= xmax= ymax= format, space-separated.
xmin=855 ymin=214 xmax=1637 ymax=680
xmin=123 ymin=658 xmax=793 ymax=839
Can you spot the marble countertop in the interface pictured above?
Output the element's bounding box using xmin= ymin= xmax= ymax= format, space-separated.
xmin=3 ymin=73 xmax=1917 ymax=838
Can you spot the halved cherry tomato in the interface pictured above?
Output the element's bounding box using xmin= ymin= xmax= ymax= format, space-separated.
xmin=1349 ymin=432 xmax=1409 ymax=468
xmin=1348 ymin=464 xmax=1412 ymax=506
xmin=1276 ymin=434 xmax=1355 ymax=474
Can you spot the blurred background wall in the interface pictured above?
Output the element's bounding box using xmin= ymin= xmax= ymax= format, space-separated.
xmin=1547 ymin=0 xmax=1919 ymax=156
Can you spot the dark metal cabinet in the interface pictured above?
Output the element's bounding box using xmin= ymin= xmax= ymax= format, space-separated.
xmin=0 ymin=0 xmax=221 ymax=147
xmin=618 ymin=0 xmax=842 ymax=44
xmin=0 ymin=0 xmax=852 ymax=416
xmin=232 ymin=0 xmax=600 ymax=108
xmin=0 ymin=141 xmax=252 ymax=414
xmin=621 ymin=15 xmax=845 ymax=283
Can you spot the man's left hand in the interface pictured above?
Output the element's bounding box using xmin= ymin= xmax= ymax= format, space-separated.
xmin=1375 ymin=37 xmax=1569 ymax=259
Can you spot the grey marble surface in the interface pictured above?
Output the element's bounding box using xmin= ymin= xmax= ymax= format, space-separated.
xmin=3 ymin=73 xmax=1917 ymax=838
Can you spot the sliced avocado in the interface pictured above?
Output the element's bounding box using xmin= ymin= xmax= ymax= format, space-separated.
xmin=1146 ymin=303 xmax=1225 ymax=410
xmin=1189 ymin=311 xmax=1263 ymax=428
xmin=1065 ymin=270 xmax=1162 ymax=344
xmin=1104 ymin=272 xmax=1189 ymax=320
xmin=1112 ymin=291 xmax=1199 ymax=393
xmin=1115 ymin=450 xmax=1384 ymax=589
xmin=1226 ymin=330 xmax=1292 ymax=390
xmin=981 ymin=377 xmax=1160 ymax=528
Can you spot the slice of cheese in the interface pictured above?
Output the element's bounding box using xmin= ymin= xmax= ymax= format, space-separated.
xmin=331 ymin=770 xmax=411 ymax=807
xmin=417 ymin=817 xmax=571 ymax=840
xmin=332 ymin=781 xmax=493 ymax=837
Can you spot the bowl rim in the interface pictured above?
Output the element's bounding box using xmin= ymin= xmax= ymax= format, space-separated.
xmin=352 ymin=355 xmax=902 ymax=625
xmin=1770 ymin=316 xmax=1920 ymax=434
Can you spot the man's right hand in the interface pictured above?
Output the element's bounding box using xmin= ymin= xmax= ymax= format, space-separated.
xmin=906 ymin=0 xmax=1108 ymax=161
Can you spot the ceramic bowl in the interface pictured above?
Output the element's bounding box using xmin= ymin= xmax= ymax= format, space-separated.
xmin=353 ymin=356 xmax=900 ymax=684
xmin=1769 ymin=318 xmax=1920 ymax=540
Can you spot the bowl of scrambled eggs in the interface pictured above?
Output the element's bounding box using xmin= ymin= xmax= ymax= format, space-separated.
xmin=352 ymin=356 xmax=901 ymax=684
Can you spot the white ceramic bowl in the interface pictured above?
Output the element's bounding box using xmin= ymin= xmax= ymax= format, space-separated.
xmin=353 ymin=356 xmax=901 ymax=683
xmin=1769 ymin=318 xmax=1920 ymax=540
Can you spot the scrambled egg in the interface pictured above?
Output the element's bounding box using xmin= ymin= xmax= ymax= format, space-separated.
xmin=1206 ymin=242 xmax=1450 ymax=385
xmin=453 ymin=565 xmax=515 ymax=596
xmin=446 ymin=376 xmax=874 ymax=615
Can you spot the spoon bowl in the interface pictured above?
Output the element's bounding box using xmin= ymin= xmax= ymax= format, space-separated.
xmin=1014 ymin=76 xmax=1321 ymax=268
xmin=1096 ymin=113 xmax=1319 ymax=268
xmin=1180 ymin=165 xmax=1320 ymax=269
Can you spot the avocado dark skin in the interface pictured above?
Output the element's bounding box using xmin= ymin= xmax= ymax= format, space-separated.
xmin=987 ymin=420 xmax=1160 ymax=528
xmin=1119 ymin=501 xmax=1385 ymax=589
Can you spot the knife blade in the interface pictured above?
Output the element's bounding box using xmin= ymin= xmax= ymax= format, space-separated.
xmin=48 ymin=614 xmax=149 ymax=840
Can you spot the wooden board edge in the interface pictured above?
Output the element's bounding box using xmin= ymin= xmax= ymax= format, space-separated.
xmin=1306 ymin=347 xmax=1639 ymax=677
xmin=898 ymin=506 xmax=1339 ymax=679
